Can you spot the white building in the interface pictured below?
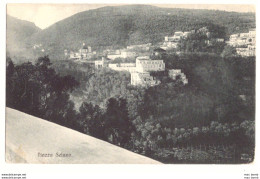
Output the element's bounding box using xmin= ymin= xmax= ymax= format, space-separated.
xmin=227 ymin=29 xmax=256 ymax=57
xmin=174 ymin=31 xmax=184 ymax=37
xmin=165 ymin=32 xmax=183 ymax=43
xmin=163 ymin=31 xmax=192 ymax=50
xmin=228 ymin=29 xmax=256 ymax=48
xmin=105 ymin=56 xmax=165 ymax=87
xmin=108 ymin=63 xmax=136 ymax=72
xmin=168 ymin=69 xmax=188 ymax=85
xmin=240 ymin=33 xmax=249 ymax=38
xmin=126 ymin=43 xmax=152 ymax=51
xmin=107 ymin=50 xmax=137 ymax=60
xmin=70 ymin=52 xmax=80 ymax=59
xmin=95 ymin=57 xmax=109 ymax=69
xmin=68 ymin=43 xmax=95 ymax=60
xmin=130 ymin=56 xmax=165 ymax=86
xmin=135 ymin=56 xmax=165 ymax=73
xmin=131 ymin=72 xmax=159 ymax=87
xmin=249 ymin=29 xmax=256 ymax=37
xmin=216 ymin=38 xmax=225 ymax=42
xmin=236 ymin=45 xmax=255 ymax=57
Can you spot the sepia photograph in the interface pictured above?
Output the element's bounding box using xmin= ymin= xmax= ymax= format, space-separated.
xmin=5 ymin=3 xmax=256 ymax=166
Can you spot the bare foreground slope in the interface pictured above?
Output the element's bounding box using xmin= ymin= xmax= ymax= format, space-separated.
xmin=5 ymin=108 xmax=160 ymax=164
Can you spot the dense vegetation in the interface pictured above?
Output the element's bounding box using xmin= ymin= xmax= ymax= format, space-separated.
xmin=6 ymin=52 xmax=255 ymax=163
xmin=6 ymin=56 xmax=80 ymax=128
xmin=178 ymin=31 xmax=225 ymax=54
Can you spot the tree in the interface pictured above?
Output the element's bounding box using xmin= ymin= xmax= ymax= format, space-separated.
xmin=6 ymin=56 xmax=79 ymax=127
xmin=104 ymin=97 xmax=134 ymax=147
xmin=178 ymin=32 xmax=208 ymax=52
xmin=6 ymin=58 xmax=16 ymax=108
xmin=79 ymin=102 xmax=105 ymax=139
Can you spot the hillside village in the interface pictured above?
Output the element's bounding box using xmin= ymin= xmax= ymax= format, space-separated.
xmin=7 ymin=5 xmax=256 ymax=165
xmin=58 ymin=27 xmax=255 ymax=87
xmin=227 ymin=28 xmax=256 ymax=57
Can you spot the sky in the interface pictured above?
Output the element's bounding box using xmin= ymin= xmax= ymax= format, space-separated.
xmin=7 ymin=4 xmax=256 ymax=29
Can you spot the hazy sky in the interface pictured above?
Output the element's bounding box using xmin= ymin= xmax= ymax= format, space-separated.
xmin=7 ymin=4 xmax=255 ymax=29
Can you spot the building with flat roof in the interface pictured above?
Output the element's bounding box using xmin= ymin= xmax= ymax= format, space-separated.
xmin=94 ymin=57 xmax=109 ymax=69
xmin=108 ymin=63 xmax=136 ymax=72
xmin=136 ymin=56 xmax=165 ymax=73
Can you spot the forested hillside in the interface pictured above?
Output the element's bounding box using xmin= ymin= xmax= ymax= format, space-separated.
xmin=16 ymin=5 xmax=255 ymax=59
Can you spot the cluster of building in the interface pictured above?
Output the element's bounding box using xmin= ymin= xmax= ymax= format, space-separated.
xmin=67 ymin=43 xmax=153 ymax=61
xmin=104 ymin=43 xmax=152 ymax=60
xmin=94 ymin=56 xmax=187 ymax=87
xmin=194 ymin=27 xmax=225 ymax=46
xmin=160 ymin=27 xmax=225 ymax=50
xmin=161 ymin=31 xmax=192 ymax=50
xmin=64 ymin=26 xmax=256 ymax=87
xmin=227 ymin=28 xmax=256 ymax=57
xmin=130 ymin=56 xmax=165 ymax=86
xmin=68 ymin=26 xmax=252 ymax=62
xmin=66 ymin=43 xmax=97 ymax=60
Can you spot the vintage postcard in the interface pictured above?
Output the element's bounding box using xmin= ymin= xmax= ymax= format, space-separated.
xmin=5 ymin=3 xmax=256 ymax=165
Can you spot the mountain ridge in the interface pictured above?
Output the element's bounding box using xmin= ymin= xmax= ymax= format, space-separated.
xmin=7 ymin=5 xmax=255 ymax=60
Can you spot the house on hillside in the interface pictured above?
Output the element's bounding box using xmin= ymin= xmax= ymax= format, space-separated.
xmin=68 ymin=43 xmax=95 ymax=60
xmin=161 ymin=41 xmax=178 ymax=50
xmin=165 ymin=31 xmax=184 ymax=42
xmin=130 ymin=56 xmax=165 ymax=86
xmin=106 ymin=49 xmax=137 ymax=60
xmin=108 ymin=63 xmax=136 ymax=72
xmin=249 ymin=28 xmax=256 ymax=37
xmin=131 ymin=72 xmax=159 ymax=87
xmin=236 ymin=45 xmax=255 ymax=57
xmin=94 ymin=57 xmax=109 ymax=69
xmin=227 ymin=29 xmax=256 ymax=57
xmin=126 ymin=43 xmax=152 ymax=51
xmin=216 ymin=38 xmax=225 ymax=42
xmin=163 ymin=30 xmax=192 ymax=50
xmin=168 ymin=69 xmax=188 ymax=85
